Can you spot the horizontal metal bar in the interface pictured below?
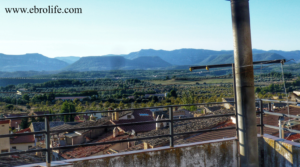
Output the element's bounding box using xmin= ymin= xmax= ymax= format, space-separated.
xmin=264 ymin=111 xmax=300 ymax=119
xmin=50 ymin=119 xmax=171 ymax=133
xmin=190 ymin=59 xmax=285 ymax=71
xmin=0 ymin=101 xmax=235 ymax=120
xmin=174 ymin=126 xmax=236 ymax=136
xmin=260 ymin=99 xmax=297 ymax=104
xmin=0 ymin=113 xmax=237 ymax=138
xmin=51 ymin=113 xmax=235 ymax=133
xmin=264 ymin=124 xmax=300 ymax=134
xmin=0 ymin=149 xmax=47 ymax=156
xmin=173 ymin=113 xmax=235 ymax=122
xmin=0 ymin=131 xmax=46 ymax=138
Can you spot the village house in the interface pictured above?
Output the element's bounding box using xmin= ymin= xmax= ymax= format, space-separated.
xmin=0 ymin=120 xmax=10 ymax=154
xmin=10 ymin=128 xmax=35 ymax=151
xmin=29 ymin=121 xmax=65 ymax=146
xmin=3 ymin=113 xmax=28 ymax=131
xmin=110 ymin=109 xmax=156 ymax=134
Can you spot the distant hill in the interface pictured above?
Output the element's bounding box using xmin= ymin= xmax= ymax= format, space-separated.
xmin=1 ymin=49 xmax=296 ymax=72
xmin=55 ymin=56 xmax=81 ymax=64
xmin=121 ymin=49 xmax=291 ymax=66
xmin=0 ymin=53 xmax=69 ymax=72
xmin=266 ymin=50 xmax=300 ymax=63
xmin=124 ymin=49 xmax=233 ymax=65
xmin=63 ymin=56 xmax=171 ymax=71
xmin=199 ymin=53 xmax=287 ymax=65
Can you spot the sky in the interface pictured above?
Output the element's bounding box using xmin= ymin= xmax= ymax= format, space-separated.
xmin=0 ymin=0 xmax=300 ymax=58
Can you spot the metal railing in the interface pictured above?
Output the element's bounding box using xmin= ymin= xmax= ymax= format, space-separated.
xmin=257 ymin=99 xmax=300 ymax=137
xmin=0 ymin=101 xmax=237 ymax=165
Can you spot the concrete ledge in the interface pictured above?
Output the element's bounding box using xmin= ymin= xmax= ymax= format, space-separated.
xmin=259 ymin=134 xmax=300 ymax=167
xmin=19 ymin=137 xmax=238 ymax=167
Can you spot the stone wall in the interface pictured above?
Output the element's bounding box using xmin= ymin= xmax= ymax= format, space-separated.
xmin=63 ymin=138 xmax=238 ymax=167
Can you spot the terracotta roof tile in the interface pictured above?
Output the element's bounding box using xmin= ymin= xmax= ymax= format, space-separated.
xmin=10 ymin=128 xmax=35 ymax=144
xmin=60 ymin=132 xmax=131 ymax=159
xmin=0 ymin=120 xmax=10 ymax=124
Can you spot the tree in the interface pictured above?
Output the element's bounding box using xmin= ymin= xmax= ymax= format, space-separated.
xmin=20 ymin=117 xmax=29 ymax=129
xmin=118 ymin=101 xmax=125 ymax=109
xmin=5 ymin=104 xmax=14 ymax=110
xmin=22 ymin=94 xmax=30 ymax=101
xmin=181 ymin=91 xmax=197 ymax=111
xmin=60 ymin=102 xmax=76 ymax=122
xmin=73 ymin=98 xmax=80 ymax=104
xmin=47 ymin=93 xmax=55 ymax=101
xmin=167 ymin=90 xmax=177 ymax=98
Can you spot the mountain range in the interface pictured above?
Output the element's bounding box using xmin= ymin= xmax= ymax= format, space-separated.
xmin=0 ymin=53 xmax=68 ymax=72
xmin=0 ymin=49 xmax=298 ymax=72
xmin=63 ymin=56 xmax=171 ymax=71
xmin=55 ymin=56 xmax=81 ymax=64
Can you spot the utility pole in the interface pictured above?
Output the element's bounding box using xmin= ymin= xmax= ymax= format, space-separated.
xmin=230 ymin=0 xmax=259 ymax=167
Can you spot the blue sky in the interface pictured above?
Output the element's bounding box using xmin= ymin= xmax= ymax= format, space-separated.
xmin=0 ymin=0 xmax=300 ymax=58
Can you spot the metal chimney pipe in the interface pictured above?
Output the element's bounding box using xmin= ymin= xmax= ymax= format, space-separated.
xmin=230 ymin=0 xmax=259 ymax=167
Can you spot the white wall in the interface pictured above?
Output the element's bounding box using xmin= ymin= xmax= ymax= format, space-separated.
xmin=0 ymin=123 xmax=10 ymax=153
xmin=11 ymin=143 xmax=34 ymax=151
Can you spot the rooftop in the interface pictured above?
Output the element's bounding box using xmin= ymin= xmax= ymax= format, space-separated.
xmin=10 ymin=128 xmax=35 ymax=144
xmin=111 ymin=109 xmax=155 ymax=133
xmin=138 ymin=108 xmax=234 ymax=147
xmin=0 ymin=120 xmax=10 ymax=124
xmin=60 ymin=132 xmax=131 ymax=159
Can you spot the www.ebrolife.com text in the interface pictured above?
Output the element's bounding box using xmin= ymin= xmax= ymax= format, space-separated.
xmin=5 ymin=5 xmax=82 ymax=14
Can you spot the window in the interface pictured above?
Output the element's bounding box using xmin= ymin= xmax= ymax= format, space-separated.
xmin=28 ymin=146 xmax=32 ymax=149
xmin=139 ymin=113 xmax=149 ymax=116
xmin=1 ymin=149 xmax=8 ymax=153
xmin=12 ymin=146 xmax=16 ymax=150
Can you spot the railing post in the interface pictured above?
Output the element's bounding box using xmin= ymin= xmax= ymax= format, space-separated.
xmin=45 ymin=116 xmax=51 ymax=167
xmin=232 ymin=64 xmax=239 ymax=138
xmin=169 ymin=107 xmax=174 ymax=147
xmin=260 ymin=100 xmax=264 ymax=135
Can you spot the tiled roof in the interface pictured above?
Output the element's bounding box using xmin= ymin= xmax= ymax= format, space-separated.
xmin=0 ymin=120 xmax=10 ymax=124
xmin=32 ymin=121 xmax=64 ymax=136
xmin=259 ymin=106 xmax=300 ymax=136
xmin=10 ymin=128 xmax=35 ymax=144
xmin=51 ymin=123 xmax=76 ymax=131
xmin=285 ymin=133 xmax=300 ymax=141
xmin=138 ymin=109 xmax=234 ymax=147
xmin=50 ymin=118 xmax=110 ymax=135
xmin=181 ymin=121 xmax=236 ymax=144
xmin=111 ymin=109 xmax=155 ymax=133
xmin=60 ymin=132 xmax=131 ymax=159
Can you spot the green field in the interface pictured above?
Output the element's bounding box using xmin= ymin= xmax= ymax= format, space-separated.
xmin=149 ymin=78 xmax=233 ymax=85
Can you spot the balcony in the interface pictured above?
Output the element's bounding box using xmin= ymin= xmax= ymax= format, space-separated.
xmin=0 ymin=99 xmax=300 ymax=167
